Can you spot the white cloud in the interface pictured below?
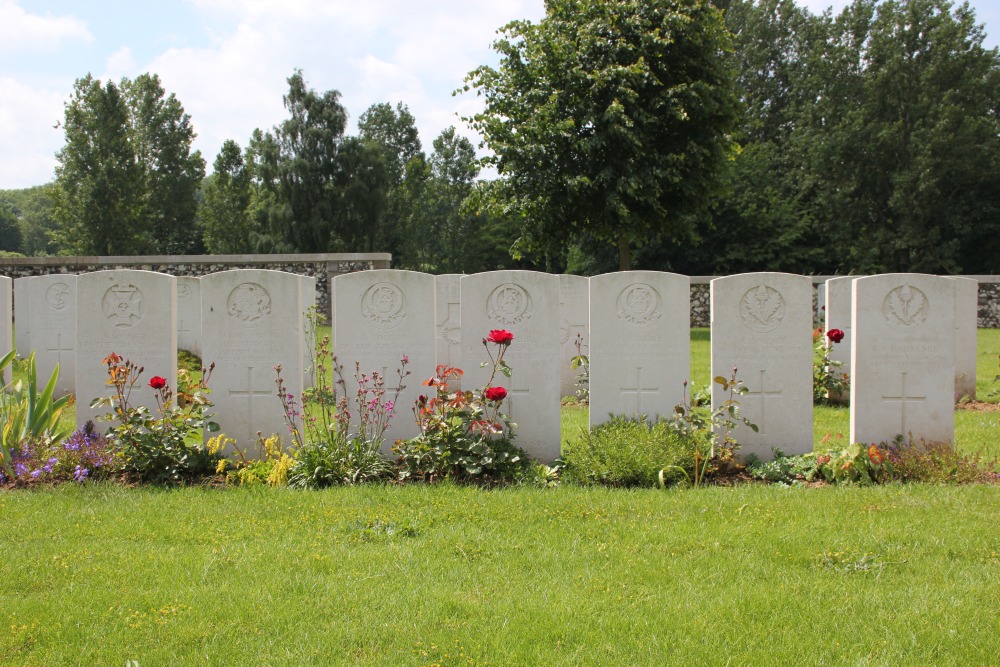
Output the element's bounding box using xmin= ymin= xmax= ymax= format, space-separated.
xmin=0 ymin=77 xmax=65 ymax=187
xmin=0 ymin=1 xmax=92 ymax=52
xmin=104 ymin=47 xmax=137 ymax=81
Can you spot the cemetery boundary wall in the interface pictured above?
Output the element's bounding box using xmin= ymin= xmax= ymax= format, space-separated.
xmin=689 ymin=275 xmax=1000 ymax=329
xmin=0 ymin=253 xmax=391 ymax=323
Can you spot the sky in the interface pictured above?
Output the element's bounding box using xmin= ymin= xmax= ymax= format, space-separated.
xmin=1 ymin=0 xmax=997 ymax=190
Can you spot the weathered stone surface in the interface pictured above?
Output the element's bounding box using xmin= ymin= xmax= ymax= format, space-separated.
xmin=711 ymin=272 xmax=813 ymax=460
xmin=589 ymin=271 xmax=689 ymax=427
xmin=950 ymin=277 xmax=978 ymax=401
xmin=76 ymin=270 xmax=176 ymax=427
xmin=851 ymin=274 xmax=955 ymax=445
xmin=201 ymin=270 xmax=305 ymax=451
xmin=334 ymin=270 xmax=437 ymax=449
xmin=15 ymin=275 xmax=77 ymax=397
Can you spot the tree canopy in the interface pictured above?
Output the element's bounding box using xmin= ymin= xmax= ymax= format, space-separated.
xmin=462 ymin=0 xmax=740 ymax=269
xmin=53 ymin=73 xmax=204 ymax=255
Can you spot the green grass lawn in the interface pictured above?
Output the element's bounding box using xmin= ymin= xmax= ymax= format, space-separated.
xmin=2 ymin=483 xmax=998 ymax=665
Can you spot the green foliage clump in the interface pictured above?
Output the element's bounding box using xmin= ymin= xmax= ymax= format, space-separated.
xmin=886 ymin=437 xmax=998 ymax=485
xmin=746 ymin=449 xmax=818 ymax=486
xmin=277 ymin=326 xmax=403 ymax=488
xmin=0 ymin=351 xmax=74 ymax=481
xmin=93 ymin=353 xmax=222 ymax=485
xmin=562 ymin=415 xmax=697 ymax=488
xmin=394 ymin=332 xmax=529 ymax=485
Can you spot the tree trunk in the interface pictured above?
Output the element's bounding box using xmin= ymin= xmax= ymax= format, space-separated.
xmin=617 ymin=233 xmax=631 ymax=271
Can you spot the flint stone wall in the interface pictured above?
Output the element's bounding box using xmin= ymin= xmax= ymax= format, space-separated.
xmin=0 ymin=253 xmax=391 ymax=324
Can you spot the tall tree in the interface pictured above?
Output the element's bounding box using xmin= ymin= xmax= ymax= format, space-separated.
xmin=0 ymin=199 xmax=23 ymax=253
xmin=52 ymin=73 xmax=204 ymax=255
xmin=199 ymin=140 xmax=258 ymax=253
xmin=463 ymin=0 xmax=740 ymax=269
xmin=53 ymin=75 xmax=149 ymax=255
xmin=122 ymin=74 xmax=205 ymax=254
xmin=357 ymin=102 xmax=426 ymax=263
xmin=253 ymin=70 xmax=349 ymax=252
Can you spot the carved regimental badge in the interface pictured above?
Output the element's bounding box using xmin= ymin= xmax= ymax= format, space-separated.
xmin=616 ymin=283 xmax=662 ymax=326
xmin=228 ymin=283 xmax=272 ymax=328
xmin=362 ymin=283 xmax=406 ymax=329
xmin=740 ymin=285 xmax=785 ymax=332
xmin=46 ymin=282 xmax=70 ymax=311
xmin=103 ymin=283 xmax=144 ymax=328
xmin=177 ymin=283 xmax=192 ymax=300
xmin=883 ymin=284 xmax=928 ymax=329
xmin=487 ymin=283 xmax=532 ymax=327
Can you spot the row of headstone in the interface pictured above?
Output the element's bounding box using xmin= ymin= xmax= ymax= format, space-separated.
xmin=5 ymin=269 xmax=980 ymax=463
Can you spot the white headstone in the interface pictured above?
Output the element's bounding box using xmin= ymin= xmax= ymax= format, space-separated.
xmin=201 ymin=270 xmax=305 ymax=452
xmin=824 ymin=276 xmax=859 ymax=400
xmin=559 ymin=275 xmax=589 ymax=399
xmin=435 ymin=274 xmax=462 ymax=390
xmin=711 ymin=272 xmax=813 ymax=460
xmin=13 ymin=277 xmax=31 ymax=359
xmin=334 ymin=270 xmax=437 ymax=449
xmin=0 ymin=276 xmax=10 ymax=384
xmin=17 ymin=275 xmax=77 ymax=397
xmin=589 ymin=271 xmax=689 ymax=427
xmin=816 ymin=283 xmax=826 ymax=325
xmin=950 ymin=277 xmax=978 ymax=401
xmin=76 ymin=270 xmax=177 ymax=428
xmin=176 ymin=277 xmax=201 ymax=356
xmin=851 ymin=274 xmax=955 ymax=445
xmin=460 ymin=271 xmax=560 ymax=462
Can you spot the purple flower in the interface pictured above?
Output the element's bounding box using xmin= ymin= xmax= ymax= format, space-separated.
xmin=14 ymin=463 xmax=28 ymax=477
xmin=30 ymin=470 xmax=42 ymax=479
xmin=73 ymin=466 xmax=89 ymax=482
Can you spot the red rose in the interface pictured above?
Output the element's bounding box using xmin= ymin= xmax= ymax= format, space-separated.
xmin=827 ymin=329 xmax=845 ymax=344
xmin=484 ymin=386 xmax=507 ymax=402
xmin=486 ymin=329 xmax=514 ymax=345
xmin=149 ymin=376 xmax=167 ymax=390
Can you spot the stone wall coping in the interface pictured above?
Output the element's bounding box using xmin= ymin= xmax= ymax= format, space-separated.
xmin=0 ymin=253 xmax=391 ymax=268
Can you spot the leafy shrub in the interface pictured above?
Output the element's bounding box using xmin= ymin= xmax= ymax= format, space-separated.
xmin=276 ymin=329 xmax=405 ymax=488
xmin=814 ymin=442 xmax=893 ymax=485
xmin=885 ymin=436 xmax=998 ymax=484
xmin=562 ymin=415 xmax=698 ymax=488
xmin=746 ymin=449 xmax=818 ymax=485
xmin=93 ymin=353 xmax=223 ymax=485
xmin=224 ymin=434 xmax=295 ymax=487
xmin=393 ymin=330 xmax=530 ymax=485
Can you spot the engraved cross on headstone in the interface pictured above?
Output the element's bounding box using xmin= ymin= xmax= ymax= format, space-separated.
xmin=229 ymin=366 xmax=274 ymax=440
xmin=881 ymin=371 xmax=926 ymax=436
xmin=620 ymin=366 xmax=659 ymax=416
xmin=45 ymin=332 xmax=74 ymax=367
xmin=745 ymin=369 xmax=782 ymax=435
